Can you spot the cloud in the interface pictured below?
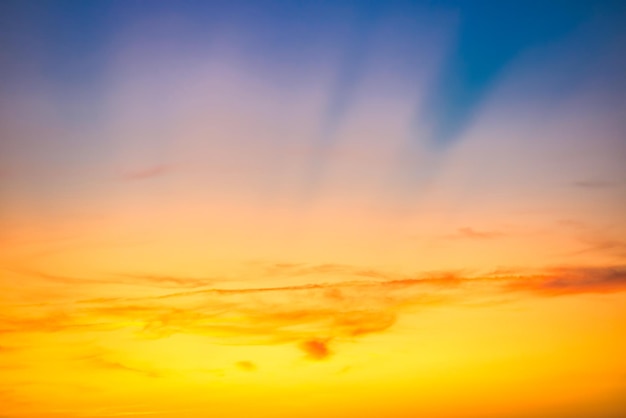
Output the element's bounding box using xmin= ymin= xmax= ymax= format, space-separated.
xmin=118 ymin=273 xmax=221 ymax=289
xmin=262 ymin=263 xmax=395 ymax=281
xmin=0 ymin=311 xmax=105 ymax=335
xmin=572 ymin=180 xmax=615 ymax=189
xmin=552 ymin=221 xmax=626 ymax=259
xmin=27 ymin=271 xmax=117 ymax=286
xmin=452 ymin=227 xmax=506 ymax=240
xmin=505 ymin=267 xmax=626 ymax=296
xmin=16 ymin=269 xmax=220 ymax=290
xmin=120 ymin=164 xmax=173 ymax=181
xmin=299 ymin=339 xmax=332 ymax=361
xmin=70 ymin=275 xmax=460 ymax=355
xmin=80 ymin=352 xmax=161 ymax=378
xmin=235 ymin=361 xmax=256 ymax=371
xmin=2 ymin=265 xmax=625 ymax=359
xmin=566 ymin=238 xmax=626 ymax=259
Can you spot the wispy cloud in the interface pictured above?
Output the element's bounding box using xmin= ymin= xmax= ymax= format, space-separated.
xmin=117 ymin=273 xmax=222 ymax=289
xmin=449 ymin=227 xmax=506 ymax=240
xmin=505 ymin=267 xmax=626 ymax=296
xmin=571 ymin=180 xmax=615 ymax=189
xmin=553 ymin=222 xmax=626 ymax=259
xmin=567 ymin=237 xmax=626 ymax=259
xmin=11 ymin=269 xmax=221 ymax=290
xmin=120 ymin=164 xmax=173 ymax=181
xmin=261 ymin=263 xmax=395 ymax=281
xmin=1 ymin=265 xmax=625 ymax=360
xmin=79 ymin=352 xmax=161 ymax=378
xmin=81 ymin=408 xmax=182 ymax=417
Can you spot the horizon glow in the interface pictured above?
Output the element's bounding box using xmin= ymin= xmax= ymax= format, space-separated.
xmin=1 ymin=2 xmax=625 ymax=417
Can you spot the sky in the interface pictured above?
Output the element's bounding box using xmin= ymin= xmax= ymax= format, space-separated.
xmin=1 ymin=1 xmax=626 ymax=417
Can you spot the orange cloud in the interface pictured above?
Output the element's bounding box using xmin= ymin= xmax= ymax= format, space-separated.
xmin=1 ymin=265 xmax=625 ymax=359
xmin=299 ymin=339 xmax=332 ymax=361
xmin=504 ymin=267 xmax=626 ymax=296
xmin=262 ymin=263 xmax=394 ymax=281
xmin=12 ymin=269 xmax=221 ymax=290
xmin=78 ymin=350 xmax=162 ymax=378
xmin=453 ymin=227 xmax=506 ymax=240
xmin=567 ymin=237 xmax=626 ymax=258
xmin=118 ymin=273 xmax=222 ymax=289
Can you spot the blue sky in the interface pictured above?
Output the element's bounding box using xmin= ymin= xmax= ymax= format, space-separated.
xmin=3 ymin=0 xmax=624 ymax=151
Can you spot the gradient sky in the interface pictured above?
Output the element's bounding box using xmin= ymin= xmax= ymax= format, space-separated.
xmin=1 ymin=1 xmax=626 ymax=417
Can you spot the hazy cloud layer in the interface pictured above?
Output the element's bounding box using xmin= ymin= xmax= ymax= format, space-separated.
xmin=1 ymin=265 xmax=625 ymax=361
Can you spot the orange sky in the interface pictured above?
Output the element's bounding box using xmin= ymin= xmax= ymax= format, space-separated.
xmin=1 ymin=1 xmax=626 ymax=417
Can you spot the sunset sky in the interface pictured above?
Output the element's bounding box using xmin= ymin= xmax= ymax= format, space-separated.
xmin=1 ymin=1 xmax=626 ymax=417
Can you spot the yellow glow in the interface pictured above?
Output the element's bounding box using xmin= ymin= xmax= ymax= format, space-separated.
xmin=2 ymin=5 xmax=625 ymax=416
